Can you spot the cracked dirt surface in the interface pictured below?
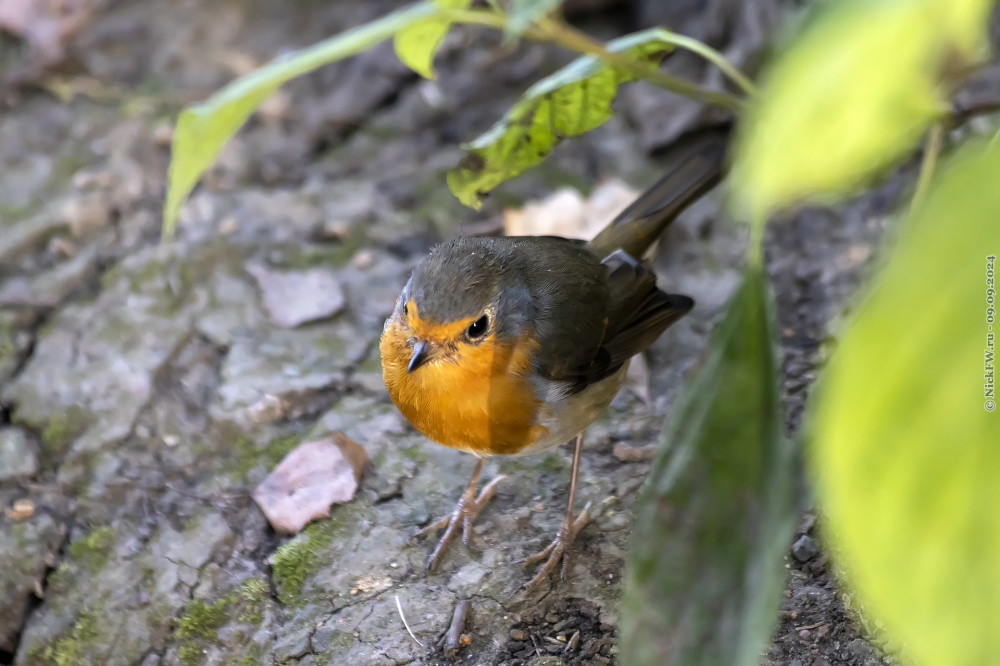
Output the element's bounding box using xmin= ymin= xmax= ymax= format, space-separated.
xmin=0 ymin=0 xmax=909 ymax=664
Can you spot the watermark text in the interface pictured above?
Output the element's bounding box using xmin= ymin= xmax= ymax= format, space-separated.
xmin=986 ymin=254 xmax=995 ymax=412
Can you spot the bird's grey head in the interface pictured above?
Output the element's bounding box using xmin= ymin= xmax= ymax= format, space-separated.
xmin=394 ymin=237 xmax=534 ymax=341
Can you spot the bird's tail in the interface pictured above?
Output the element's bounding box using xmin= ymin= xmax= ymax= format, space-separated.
xmin=587 ymin=126 xmax=729 ymax=260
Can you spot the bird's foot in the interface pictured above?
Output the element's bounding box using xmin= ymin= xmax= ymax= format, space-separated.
xmin=522 ymin=501 xmax=592 ymax=593
xmin=416 ymin=474 xmax=507 ymax=571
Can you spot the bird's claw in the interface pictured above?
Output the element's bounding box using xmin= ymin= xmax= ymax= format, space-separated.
xmin=416 ymin=474 xmax=507 ymax=571
xmin=522 ymin=501 xmax=591 ymax=593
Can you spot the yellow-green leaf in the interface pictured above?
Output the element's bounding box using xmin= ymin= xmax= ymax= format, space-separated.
xmin=809 ymin=139 xmax=1000 ymax=666
xmin=393 ymin=0 xmax=471 ymax=79
xmin=447 ymin=29 xmax=673 ymax=209
xmin=730 ymin=0 xmax=992 ymax=222
xmin=163 ymin=1 xmax=439 ymax=238
xmin=622 ymin=266 xmax=798 ymax=666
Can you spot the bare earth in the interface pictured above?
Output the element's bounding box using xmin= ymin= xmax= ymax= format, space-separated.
xmin=0 ymin=1 xmax=904 ymax=664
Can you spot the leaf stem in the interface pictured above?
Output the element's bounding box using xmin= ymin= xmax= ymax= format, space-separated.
xmin=644 ymin=28 xmax=756 ymax=96
xmin=536 ymin=17 xmax=746 ymax=112
xmin=949 ymin=96 xmax=1000 ymax=127
xmin=747 ymin=213 xmax=766 ymax=268
xmin=909 ymin=123 xmax=943 ymax=216
xmin=442 ymin=8 xmax=745 ymax=112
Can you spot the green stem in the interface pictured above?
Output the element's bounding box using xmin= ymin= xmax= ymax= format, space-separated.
xmin=644 ymin=28 xmax=756 ymax=96
xmin=442 ymin=8 xmax=746 ymax=112
xmin=747 ymin=213 xmax=766 ymax=268
xmin=536 ymin=17 xmax=745 ymax=112
xmin=909 ymin=123 xmax=943 ymax=216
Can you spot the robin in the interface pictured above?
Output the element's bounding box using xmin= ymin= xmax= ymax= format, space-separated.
xmin=380 ymin=130 xmax=727 ymax=591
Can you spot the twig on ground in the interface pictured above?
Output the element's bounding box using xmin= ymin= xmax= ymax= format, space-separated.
xmin=438 ymin=599 xmax=472 ymax=657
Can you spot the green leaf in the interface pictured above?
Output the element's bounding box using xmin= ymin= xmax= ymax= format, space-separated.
xmin=446 ymin=29 xmax=673 ymax=209
xmin=506 ymin=0 xmax=562 ymax=36
xmin=394 ymin=0 xmax=472 ymax=80
xmin=621 ymin=266 xmax=798 ymax=666
xmin=730 ymin=0 xmax=992 ymax=221
xmin=163 ymin=1 xmax=439 ymax=238
xmin=808 ymin=140 xmax=1000 ymax=666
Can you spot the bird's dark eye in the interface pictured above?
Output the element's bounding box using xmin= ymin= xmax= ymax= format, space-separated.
xmin=467 ymin=314 xmax=489 ymax=339
xmin=402 ymin=302 xmax=408 ymax=316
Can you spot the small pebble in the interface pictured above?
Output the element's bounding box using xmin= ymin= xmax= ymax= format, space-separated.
xmin=509 ymin=629 xmax=527 ymax=641
xmin=9 ymin=498 xmax=35 ymax=520
xmin=352 ymin=250 xmax=374 ymax=269
xmin=791 ymin=535 xmax=819 ymax=562
xmin=152 ymin=123 xmax=174 ymax=146
xmin=798 ymin=512 xmax=817 ymax=534
xmin=48 ymin=236 xmax=76 ymax=258
xmin=511 ymin=506 xmax=532 ymax=526
xmin=551 ymin=618 xmax=574 ymax=632
xmin=612 ymin=441 xmax=656 ymax=462
xmin=320 ymin=219 xmax=352 ymax=240
xmin=218 ymin=217 xmax=238 ymax=234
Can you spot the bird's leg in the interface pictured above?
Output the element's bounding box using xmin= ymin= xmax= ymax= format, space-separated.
xmin=416 ymin=458 xmax=507 ymax=572
xmin=523 ymin=433 xmax=591 ymax=593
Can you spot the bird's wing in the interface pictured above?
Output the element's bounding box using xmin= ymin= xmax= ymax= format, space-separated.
xmin=538 ymin=249 xmax=692 ymax=397
xmin=597 ymin=249 xmax=692 ymax=371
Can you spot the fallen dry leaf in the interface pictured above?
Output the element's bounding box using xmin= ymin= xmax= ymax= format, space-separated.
xmin=251 ymin=433 xmax=368 ymax=534
xmin=247 ymin=263 xmax=346 ymax=328
xmin=503 ymin=179 xmax=638 ymax=241
xmin=0 ymin=0 xmax=96 ymax=87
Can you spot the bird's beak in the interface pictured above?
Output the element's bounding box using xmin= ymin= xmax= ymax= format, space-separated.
xmin=407 ymin=340 xmax=431 ymax=374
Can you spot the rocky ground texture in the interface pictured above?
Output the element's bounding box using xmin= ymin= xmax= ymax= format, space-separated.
xmin=0 ymin=0 xmax=914 ymax=664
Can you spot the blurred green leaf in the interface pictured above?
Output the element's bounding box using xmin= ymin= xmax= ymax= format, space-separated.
xmin=394 ymin=0 xmax=472 ymax=79
xmin=730 ymin=0 xmax=991 ymax=221
xmin=506 ymin=0 xmax=562 ymax=36
xmin=808 ymin=139 xmax=1000 ymax=666
xmin=163 ymin=1 xmax=438 ymax=238
xmin=621 ymin=266 xmax=798 ymax=666
xmin=446 ymin=29 xmax=673 ymax=209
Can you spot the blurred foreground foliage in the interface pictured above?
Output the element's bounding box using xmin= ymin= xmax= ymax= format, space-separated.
xmin=163 ymin=0 xmax=999 ymax=664
xmin=622 ymin=265 xmax=796 ymax=666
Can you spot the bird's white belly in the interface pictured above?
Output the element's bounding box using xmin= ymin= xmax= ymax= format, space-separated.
xmin=513 ymin=362 xmax=629 ymax=456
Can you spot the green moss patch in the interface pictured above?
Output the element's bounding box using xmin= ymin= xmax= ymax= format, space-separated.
xmin=269 ymin=522 xmax=331 ymax=604
xmin=176 ymin=597 xmax=232 ymax=641
xmin=174 ymin=577 xmax=273 ymax=666
xmin=400 ymin=442 xmax=428 ymax=464
xmin=38 ymin=406 xmax=91 ymax=459
xmin=68 ymin=526 xmax=116 ymax=572
xmin=269 ymin=504 xmax=365 ymax=605
xmin=231 ymin=432 xmax=303 ymax=478
xmin=237 ymin=577 xmax=270 ymax=625
xmin=34 ymin=608 xmax=100 ymax=666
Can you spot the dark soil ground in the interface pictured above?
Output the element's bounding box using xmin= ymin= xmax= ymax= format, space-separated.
xmin=0 ymin=0 xmax=921 ymax=664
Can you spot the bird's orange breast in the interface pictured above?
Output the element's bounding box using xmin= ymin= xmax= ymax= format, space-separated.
xmin=380 ymin=319 xmax=545 ymax=455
